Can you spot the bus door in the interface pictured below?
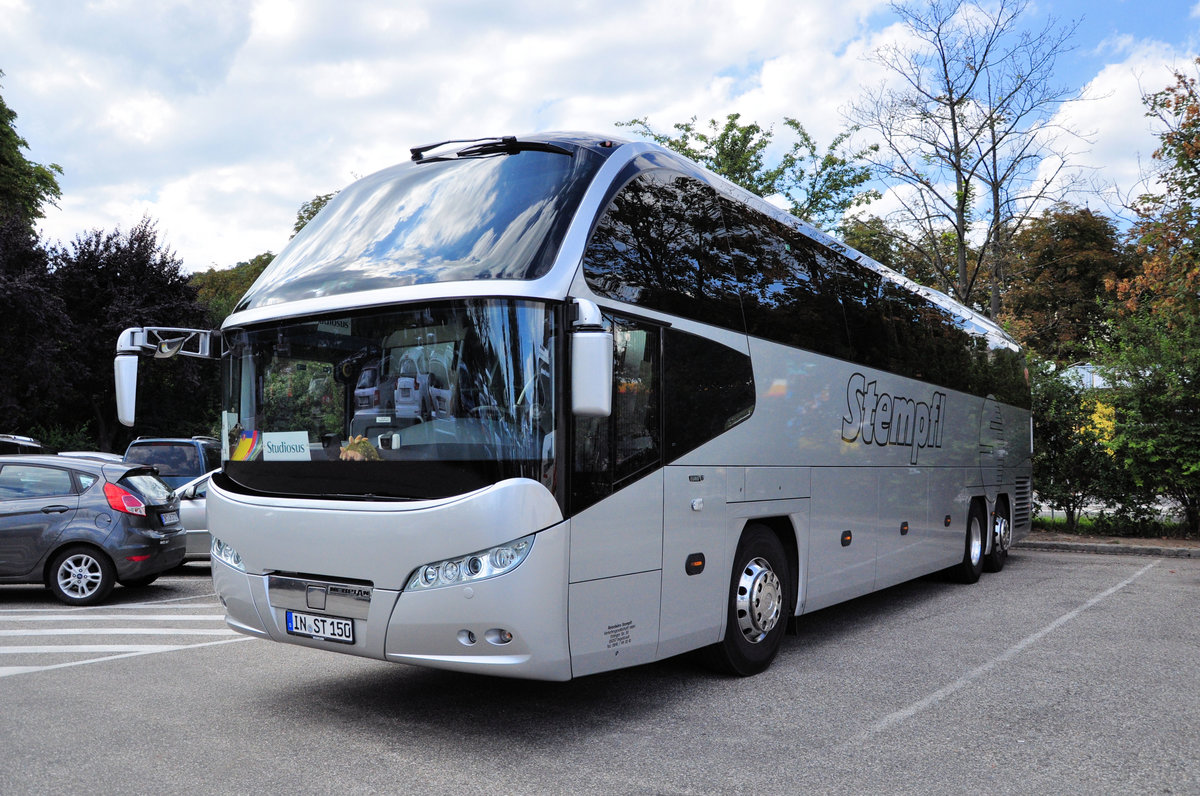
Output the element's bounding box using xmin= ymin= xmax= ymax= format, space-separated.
xmin=659 ymin=465 xmax=727 ymax=659
xmin=567 ymin=318 xmax=664 ymax=677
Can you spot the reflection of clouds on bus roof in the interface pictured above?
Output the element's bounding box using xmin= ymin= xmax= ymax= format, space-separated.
xmin=239 ymin=151 xmax=591 ymax=308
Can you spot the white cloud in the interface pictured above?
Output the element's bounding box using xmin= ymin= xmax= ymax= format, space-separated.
xmin=11 ymin=0 xmax=906 ymax=271
xmin=11 ymin=0 xmax=1189 ymax=276
xmin=1049 ymin=40 xmax=1196 ymax=214
xmin=100 ymin=93 xmax=176 ymax=144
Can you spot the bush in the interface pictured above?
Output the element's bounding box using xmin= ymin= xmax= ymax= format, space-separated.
xmin=28 ymin=423 xmax=96 ymax=453
xmin=1033 ymin=512 xmax=1193 ymax=539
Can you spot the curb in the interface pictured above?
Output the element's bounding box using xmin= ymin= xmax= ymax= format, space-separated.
xmin=1016 ymin=540 xmax=1198 ymax=558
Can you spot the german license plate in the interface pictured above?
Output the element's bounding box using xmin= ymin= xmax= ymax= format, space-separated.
xmin=285 ymin=610 xmax=354 ymax=644
xmin=160 ymin=511 xmax=179 ymax=525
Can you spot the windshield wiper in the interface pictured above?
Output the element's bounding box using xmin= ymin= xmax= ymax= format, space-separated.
xmin=410 ymin=136 xmax=572 ymax=163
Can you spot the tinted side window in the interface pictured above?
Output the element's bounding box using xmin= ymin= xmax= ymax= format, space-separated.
xmin=572 ymin=316 xmax=661 ymax=513
xmin=202 ymin=444 xmax=221 ymax=472
xmin=583 ymin=172 xmax=743 ymax=331
xmin=718 ymin=197 xmax=850 ymax=359
xmin=663 ymin=328 xmax=755 ymax=461
xmin=827 ymin=255 xmax=890 ymax=371
xmin=0 ymin=465 xmax=75 ymax=498
xmin=989 ymin=345 xmax=1032 ymax=409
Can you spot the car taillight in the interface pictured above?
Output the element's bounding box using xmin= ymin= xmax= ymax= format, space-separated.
xmin=104 ymin=482 xmax=146 ymax=516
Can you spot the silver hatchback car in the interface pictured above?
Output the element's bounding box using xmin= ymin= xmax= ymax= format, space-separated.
xmin=0 ymin=455 xmax=186 ymax=605
xmin=175 ymin=471 xmax=216 ymax=561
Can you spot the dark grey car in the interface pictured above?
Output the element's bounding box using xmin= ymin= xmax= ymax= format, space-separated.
xmin=0 ymin=455 xmax=186 ymax=605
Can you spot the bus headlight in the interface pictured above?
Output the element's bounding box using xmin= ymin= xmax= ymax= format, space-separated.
xmin=211 ymin=537 xmax=245 ymax=572
xmin=406 ymin=534 xmax=534 ymax=591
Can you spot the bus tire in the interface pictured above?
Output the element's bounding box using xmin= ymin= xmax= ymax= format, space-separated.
xmin=983 ymin=497 xmax=1011 ymax=573
xmin=948 ymin=501 xmax=986 ymax=584
xmin=704 ymin=524 xmax=791 ymax=676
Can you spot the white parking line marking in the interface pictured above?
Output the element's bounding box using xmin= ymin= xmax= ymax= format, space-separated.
xmin=859 ymin=560 xmax=1159 ymax=740
xmin=0 ymin=628 xmax=237 ymax=637
xmin=1 ymin=614 xmax=227 ymax=622
xmin=0 ymin=645 xmax=181 ymax=654
xmin=0 ymin=636 xmax=253 ymax=679
xmin=0 ymin=595 xmax=220 ymax=613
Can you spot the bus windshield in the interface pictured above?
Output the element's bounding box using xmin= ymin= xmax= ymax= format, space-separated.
xmin=221 ymin=299 xmax=557 ymax=502
xmin=234 ymin=147 xmax=603 ymax=311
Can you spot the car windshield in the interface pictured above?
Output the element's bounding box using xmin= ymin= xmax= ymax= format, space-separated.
xmin=221 ymin=299 xmax=558 ymax=501
xmin=234 ymin=147 xmax=602 ymax=311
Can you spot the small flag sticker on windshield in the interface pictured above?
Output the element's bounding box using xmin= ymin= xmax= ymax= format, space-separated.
xmin=232 ymin=430 xmax=262 ymax=461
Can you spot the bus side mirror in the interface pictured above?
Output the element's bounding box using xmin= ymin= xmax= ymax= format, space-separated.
xmin=570 ymin=299 xmax=612 ymax=417
xmin=115 ymin=354 xmax=139 ymax=427
xmin=114 ymin=326 xmax=221 ymax=428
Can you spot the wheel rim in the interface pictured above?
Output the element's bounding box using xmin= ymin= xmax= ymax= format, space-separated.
xmin=993 ymin=513 xmax=1011 ymax=553
xmin=57 ymin=553 xmax=103 ymax=599
xmin=969 ymin=517 xmax=983 ymax=566
xmin=735 ymin=557 xmax=783 ymax=644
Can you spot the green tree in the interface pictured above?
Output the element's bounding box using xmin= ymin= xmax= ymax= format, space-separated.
xmin=618 ymin=113 xmax=877 ymax=232
xmin=1100 ymin=313 xmax=1200 ymax=534
xmin=0 ymin=214 xmax=66 ymax=431
xmin=1097 ymin=62 xmax=1200 ymax=535
xmin=0 ymin=71 xmax=62 ymax=227
xmin=191 ymin=251 xmax=274 ymax=325
xmin=1029 ymin=358 xmax=1119 ymax=532
xmin=49 ymin=218 xmax=216 ymax=451
xmin=1002 ymin=204 xmax=1135 ymax=365
xmin=1115 ymin=58 xmax=1200 ymax=320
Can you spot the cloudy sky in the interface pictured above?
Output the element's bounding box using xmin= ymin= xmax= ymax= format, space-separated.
xmin=3 ymin=0 xmax=1200 ymax=273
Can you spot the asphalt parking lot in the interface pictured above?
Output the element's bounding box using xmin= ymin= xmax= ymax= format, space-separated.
xmin=1 ymin=550 xmax=1197 ymax=795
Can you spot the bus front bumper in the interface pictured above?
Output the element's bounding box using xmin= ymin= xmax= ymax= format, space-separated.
xmin=211 ymin=521 xmax=573 ymax=681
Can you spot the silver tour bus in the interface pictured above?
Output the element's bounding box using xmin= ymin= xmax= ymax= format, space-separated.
xmin=115 ymin=133 xmax=1032 ymax=680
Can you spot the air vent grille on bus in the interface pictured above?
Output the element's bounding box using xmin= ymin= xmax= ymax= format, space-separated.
xmin=1014 ymin=476 xmax=1032 ymax=528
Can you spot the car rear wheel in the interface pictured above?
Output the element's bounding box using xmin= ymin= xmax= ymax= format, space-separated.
xmin=47 ymin=546 xmax=115 ymax=606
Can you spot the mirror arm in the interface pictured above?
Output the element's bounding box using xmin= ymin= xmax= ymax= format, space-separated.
xmin=114 ymin=327 xmax=222 ymax=427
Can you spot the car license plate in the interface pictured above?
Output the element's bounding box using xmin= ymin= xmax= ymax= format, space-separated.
xmin=285 ymin=610 xmax=354 ymax=644
xmin=160 ymin=511 xmax=179 ymax=525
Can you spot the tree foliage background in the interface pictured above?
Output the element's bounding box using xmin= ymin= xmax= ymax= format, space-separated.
xmin=3 ymin=13 xmax=1200 ymax=534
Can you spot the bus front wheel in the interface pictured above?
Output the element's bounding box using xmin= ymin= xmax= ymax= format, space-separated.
xmin=704 ymin=524 xmax=791 ymax=676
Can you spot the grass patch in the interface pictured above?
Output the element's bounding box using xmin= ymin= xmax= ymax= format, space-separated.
xmin=1033 ymin=513 xmax=1195 ymax=539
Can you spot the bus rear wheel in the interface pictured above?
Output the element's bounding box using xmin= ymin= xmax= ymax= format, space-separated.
xmin=947 ymin=502 xmax=985 ymax=584
xmin=983 ymin=498 xmax=1011 ymax=573
xmin=704 ymin=524 xmax=791 ymax=676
